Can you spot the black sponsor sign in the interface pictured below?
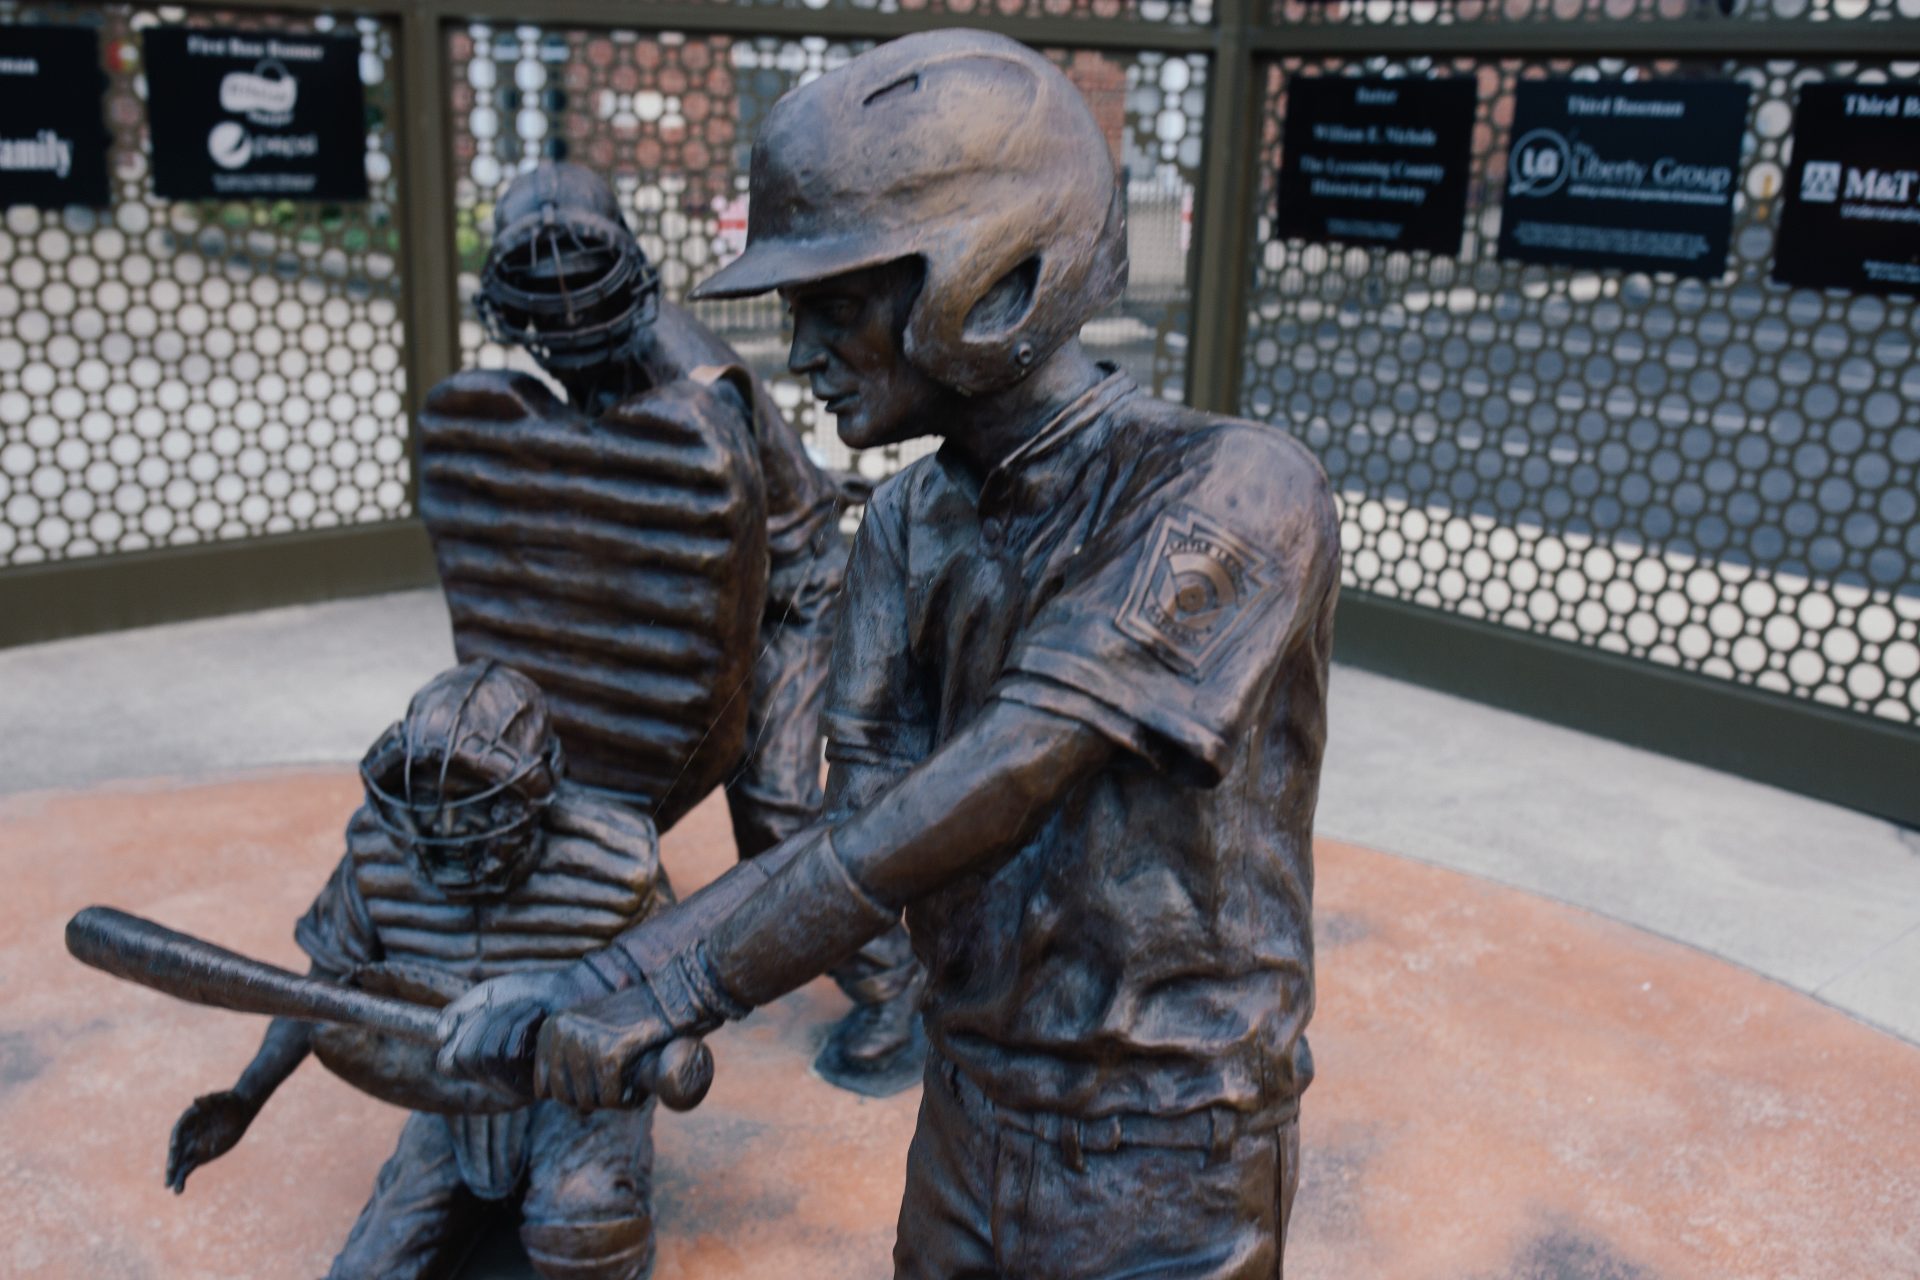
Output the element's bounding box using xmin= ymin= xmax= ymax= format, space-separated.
xmin=0 ymin=26 xmax=111 ymax=209
xmin=1497 ymin=79 xmax=1749 ymax=279
xmin=1275 ymin=76 xmax=1476 ymax=256
xmin=144 ymin=26 xmax=367 ymax=201
xmin=1774 ymin=83 xmax=1920 ymax=296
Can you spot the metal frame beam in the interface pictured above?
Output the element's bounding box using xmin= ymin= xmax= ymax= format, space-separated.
xmin=1249 ymin=17 xmax=1920 ymax=57
xmin=0 ymin=522 xmax=437 ymax=647
xmin=428 ymin=1 xmax=1217 ymax=50
xmin=397 ymin=2 xmax=458 ymax=508
xmin=145 ymin=0 xmax=1221 ymax=50
xmin=1186 ymin=0 xmax=1260 ymax=413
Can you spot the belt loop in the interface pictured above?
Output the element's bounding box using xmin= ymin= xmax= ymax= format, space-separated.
xmin=1061 ymin=1118 xmax=1086 ymax=1174
xmin=1207 ymin=1107 xmax=1233 ymax=1166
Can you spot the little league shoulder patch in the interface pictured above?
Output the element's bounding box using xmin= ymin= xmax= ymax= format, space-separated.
xmin=1116 ymin=510 xmax=1272 ymax=676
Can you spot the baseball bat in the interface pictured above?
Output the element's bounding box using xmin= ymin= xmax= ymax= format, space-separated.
xmin=64 ymin=905 xmax=712 ymax=1111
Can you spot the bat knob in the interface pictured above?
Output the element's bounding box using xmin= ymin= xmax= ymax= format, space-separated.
xmin=642 ymin=1036 xmax=713 ymax=1111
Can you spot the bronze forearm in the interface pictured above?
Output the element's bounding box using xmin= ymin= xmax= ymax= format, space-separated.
xmin=231 ymin=1016 xmax=313 ymax=1108
xmin=576 ymin=822 xmax=823 ymax=993
xmin=834 ymin=700 xmax=1109 ymax=905
xmin=701 ymin=701 xmax=1111 ymax=1009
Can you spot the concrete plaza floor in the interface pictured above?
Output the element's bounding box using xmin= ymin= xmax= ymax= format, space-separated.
xmin=4 ymin=772 xmax=1917 ymax=1278
xmin=1 ymin=591 xmax=1918 ymax=1278
xmin=3 ymin=587 xmax=1917 ymax=1043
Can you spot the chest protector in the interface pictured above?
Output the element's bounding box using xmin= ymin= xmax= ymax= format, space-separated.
xmin=307 ymin=795 xmax=668 ymax=1115
xmin=418 ymin=368 xmax=769 ymax=830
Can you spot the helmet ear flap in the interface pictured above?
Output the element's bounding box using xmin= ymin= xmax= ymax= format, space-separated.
xmin=963 ymin=256 xmax=1041 ymax=342
xmin=902 ymin=229 xmax=1023 ymax=394
xmin=899 ymin=156 xmax=1130 ymax=396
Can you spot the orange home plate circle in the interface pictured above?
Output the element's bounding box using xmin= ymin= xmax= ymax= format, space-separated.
xmin=0 ymin=771 xmax=1913 ymax=1278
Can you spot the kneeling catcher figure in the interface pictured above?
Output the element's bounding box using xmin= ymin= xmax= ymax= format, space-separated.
xmin=160 ymin=661 xmax=673 ymax=1280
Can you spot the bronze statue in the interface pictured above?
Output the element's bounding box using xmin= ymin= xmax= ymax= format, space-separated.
xmin=436 ymin=30 xmax=1340 ymax=1279
xmin=72 ymin=662 xmax=689 ymax=1280
xmin=422 ymin=162 xmax=923 ymax=1092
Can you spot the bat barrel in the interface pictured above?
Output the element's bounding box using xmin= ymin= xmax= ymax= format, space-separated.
xmin=65 ymin=905 xmax=441 ymax=1044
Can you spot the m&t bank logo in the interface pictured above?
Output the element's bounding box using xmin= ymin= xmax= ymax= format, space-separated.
xmin=1800 ymin=161 xmax=1842 ymax=203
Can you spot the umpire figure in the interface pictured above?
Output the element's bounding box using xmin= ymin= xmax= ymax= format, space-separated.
xmin=439 ymin=162 xmax=924 ymax=1089
xmin=441 ymin=30 xmax=1340 ymax=1278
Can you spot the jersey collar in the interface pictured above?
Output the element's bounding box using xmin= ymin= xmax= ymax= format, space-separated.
xmin=937 ymin=365 xmax=1137 ymax=514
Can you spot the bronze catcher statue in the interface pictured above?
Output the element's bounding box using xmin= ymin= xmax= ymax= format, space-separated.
xmin=69 ymin=661 xmax=703 ymax=1280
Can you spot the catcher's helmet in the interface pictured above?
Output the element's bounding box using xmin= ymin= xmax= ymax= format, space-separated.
xmin=359 ymin=660 xmax=563 ymax=898
xmin=478 ymin=162 xmax=660 ymax=372
xmin=689 ymin=30 xmax=1127 ymax=397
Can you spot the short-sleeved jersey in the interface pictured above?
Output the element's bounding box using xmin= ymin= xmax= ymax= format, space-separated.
xmin=296 ymin=787 xmax=672 ymax=986
xmin=824 ymin=370 xmax=1340 ymax=1121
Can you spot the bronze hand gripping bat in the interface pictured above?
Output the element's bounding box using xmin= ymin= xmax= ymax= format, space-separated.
xmin=65 ymin=906 xmax=713 ymax=1111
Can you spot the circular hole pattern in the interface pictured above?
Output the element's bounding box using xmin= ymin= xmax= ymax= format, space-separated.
xmin=0 ymin=5 xmax=410 ymax=567
xmin=448 ymin=27 xmax=1205 ymax=506
xmin=1272 ymin=0 xmax=1900 ymax=26
xmin=1244 ymin=56 xmax=1920 ymax=726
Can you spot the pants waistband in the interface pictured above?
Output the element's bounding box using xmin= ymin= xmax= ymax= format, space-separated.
xmin=933 ymin=1053 xmax=1296 ymax=1172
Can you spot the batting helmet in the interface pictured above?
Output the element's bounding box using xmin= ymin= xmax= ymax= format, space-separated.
xmin=688 ymin=30 xmax=1127 ymax=397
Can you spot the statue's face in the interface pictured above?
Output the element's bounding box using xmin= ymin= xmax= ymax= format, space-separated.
xmin=365 ymin=758 xmax=545 ymax=901
xmin=783 ymin=260 xmax=946 ymax=450
xmin=478 ymin=198 xmax=657 ymax=406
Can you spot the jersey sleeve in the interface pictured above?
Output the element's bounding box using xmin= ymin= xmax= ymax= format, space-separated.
xmin=293 ymin=808 xmax=385 ymax=978
xmin=820 ymin=474 xmax=935 ymax=773
xmin=997 ymin=427 xmax=1339 ymax=786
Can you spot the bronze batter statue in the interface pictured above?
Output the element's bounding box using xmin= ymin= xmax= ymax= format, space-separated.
xmin=423 ymin=162 xmax=923 ymax=1092
xmin=99 ymin=662 xmax=673 ymax=1279
xmin=438 ymin=31 xmax=1339 ymax=1278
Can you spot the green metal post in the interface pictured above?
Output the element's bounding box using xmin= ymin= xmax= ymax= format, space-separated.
xmin=1184 ymin=0 xmax=1260 ymax=415
xmin=397 ymin=0 xmax=458 ymax=507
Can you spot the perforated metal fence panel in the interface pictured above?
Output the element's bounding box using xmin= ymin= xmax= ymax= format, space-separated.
xmin=1242 ymin=56 xmax=1920 ymax=727
xmin=1 ymin=0 xmax=1913 ymax=815
xmin=0 ymin=3 xmax=409 ymax=569
xmin=1269 ymin=0 xmax=1919 ymax=27
xmin=664 ymin=0 xmax=1212 ymax=24
xmin=445 ymin=24 xmax=1205 ymax=484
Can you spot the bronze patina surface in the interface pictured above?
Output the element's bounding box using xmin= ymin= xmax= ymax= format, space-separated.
xmin=429 ymin=163 xmax=846 ymax=851
xmin=70 ymin=662 xmax=679 ymax=1280
xmin=438 ymin=31 xmax=1340 ymax=1278
xmin=428 ymin=164 xmax=922 ymax=1089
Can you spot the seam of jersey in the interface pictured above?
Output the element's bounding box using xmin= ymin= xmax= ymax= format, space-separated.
xmin=1000 ymin=645 xmax=1231 ymax=781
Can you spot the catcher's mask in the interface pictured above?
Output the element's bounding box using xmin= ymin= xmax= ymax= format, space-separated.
xmin=359 ymin=661 xmax=563 ymax=900
xmin=477 ymin=161 xmax=660 ymax=373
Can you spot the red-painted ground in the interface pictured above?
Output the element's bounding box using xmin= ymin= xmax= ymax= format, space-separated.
xmin=0 ymin=771 xmax=1914 ymax=1279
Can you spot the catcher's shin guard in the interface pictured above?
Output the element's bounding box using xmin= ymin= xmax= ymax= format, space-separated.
xmin=520 ymin=1213 xmax=656 ymax=1280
